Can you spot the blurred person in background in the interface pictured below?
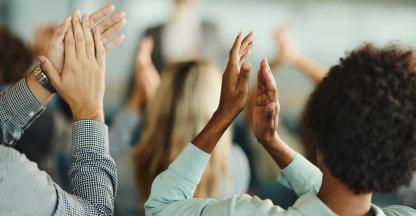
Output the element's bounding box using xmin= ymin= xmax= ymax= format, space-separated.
xmin=109 ymin=35 xmax=251 ymax=215
xmin=144 ymin=0 xmax=226 ymax=72
xmin=0 ymin=25 xmax=57 ymax=182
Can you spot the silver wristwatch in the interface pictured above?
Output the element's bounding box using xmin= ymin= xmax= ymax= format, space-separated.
xmin=33 ymin=65 xmax=55 ymax=93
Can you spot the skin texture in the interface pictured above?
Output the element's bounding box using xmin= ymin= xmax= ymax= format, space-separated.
xmin=192 ymin=32 xmax=253 ymax=154
xmin=127 ymin=36 xmax=161 ymax=112
xmin=270 ymin=26 xmax=326 ymax=83
xmin=26 ymin=5 xmax=125 ymax=121
xmin=40 ymin=11 xmax=106 ymax=122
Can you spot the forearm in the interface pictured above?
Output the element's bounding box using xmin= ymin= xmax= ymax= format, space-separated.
xmin=26 ymin=68 xmax=54 ymax=106
xmin=192 ymin=111 xmax=232 ymax=154
xmin=293 ymin=57 xmax=327 ymax=84
xmin=69 ymin=120 xmax=117 ymax=215
xmin=0 ymin=78 xmax=45 ymax=145
xmin=262 ymin=133 xmax=296 ymax=169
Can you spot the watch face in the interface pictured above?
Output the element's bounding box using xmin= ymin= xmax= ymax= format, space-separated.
xmin=34 ymin=66 xmax=42 ymax=76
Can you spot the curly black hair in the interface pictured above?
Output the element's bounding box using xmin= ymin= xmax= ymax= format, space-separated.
xmin=303 ymin=43 xmax=416 ymax=193
xmin=0 ymin=26 xmax=33 ymax=84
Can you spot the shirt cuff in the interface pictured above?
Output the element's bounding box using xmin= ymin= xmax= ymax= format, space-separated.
xmin=72 ymin=120 xmax=109 ymax=157
xmin=277 ymin=153 xmax=322 ymax=193
xmin=169 ymin=144 xmax=211 ymax=184
xmin=4 ymin=79 xmax=44 ymax=126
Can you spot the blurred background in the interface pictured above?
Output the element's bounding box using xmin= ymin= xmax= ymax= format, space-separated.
xmin=2 ymin=0 xmax=416 ymax=116
xmin=1 ymin=0 xmax=416 ymax=214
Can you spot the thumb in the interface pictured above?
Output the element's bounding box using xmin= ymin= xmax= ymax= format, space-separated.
xmin=237 ymin=62 xmax=251 ymax=93
xmin=38 ymin=56 xmax=62 ymax=90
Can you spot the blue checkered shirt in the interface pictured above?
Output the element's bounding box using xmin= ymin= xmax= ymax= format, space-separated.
xmin=0 ymin=79 xmax=117 ymax=215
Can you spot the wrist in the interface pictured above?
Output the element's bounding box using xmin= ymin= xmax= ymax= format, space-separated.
xmin=71 ymin=105 xmax=104 ymax=122
xmin=213 ymin=109 xmax=234 ymax=128
xmin=26 ymin=70 xmax=54 ymax=106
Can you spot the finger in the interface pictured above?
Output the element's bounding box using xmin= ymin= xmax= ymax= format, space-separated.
xmin=237 ymin=63 xmax=251 ymax=93
xmin=240 ymin=43 xmax=254 ymax=65
xmin=72 ymin=10 xmax=86 ymax=58
xmin=38 ymin=56 xmax=62 ymax=89
xmin=240 ymin=32 xmax=254 ymax=54
xmin=228 ymin=32 xmax=243 ymax=66
xmin=93 ymin=29 xmax=106 ymax=66
xmin=51 ymin=16 xmax=71 ymax=48
xmin=82 ymin=13 xmax=95 ymax=59
xmin=241 ymin=41 xmax=254 ymax=59
xmin=104 ymin=34 xmax=125 ymax=53
xmin=263 ymin=59 xmax=277 ymax=91
xmin=90 ymin=4 xmax=115 ymax=27
xmin=137 ymin=36 xmax=154 ymax=63
xmin=64 ymin=21 xmax=76 ymax=62
xmin=102 ymin=18 xmax=126 ymax=41
xmin=257 ymin=59 xmax=267 ymax=95
xmin=94 ymin=11 xmax=125 ymax=37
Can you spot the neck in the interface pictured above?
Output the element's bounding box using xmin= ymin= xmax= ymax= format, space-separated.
xmin=318 ymin=171 xmax=373 ymax=216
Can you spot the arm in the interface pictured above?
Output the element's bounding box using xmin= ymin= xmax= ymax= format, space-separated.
xmin=39 ymin=10 xmax=124 ymax=214
xmin=109 ymin=109 xmax=142 ymax=155
xmin=292 ymin=56 xmax=326 ymax=84
xmin=0 ymin=77 xmax=47 ymax=146
xmin=250 ymin=59 xmax=322 ymax=196
xmin=145 ymin=32 xmax=255 ymax=215
xmin=110 ymin=36 xmax=160 ymax=155
xmin=270 ymin=26 xmax=326 ymax=84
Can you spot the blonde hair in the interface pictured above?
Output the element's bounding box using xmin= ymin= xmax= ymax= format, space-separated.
xmin=132 ymin=60 xmax=231 ymax=202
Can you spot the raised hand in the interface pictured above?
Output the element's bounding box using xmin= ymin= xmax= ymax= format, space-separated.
xmin=251 ymin=59 xmax=280 ymax=145
xmin=39 ymin=12 xmax=106 ymax=122
xmin=128 ymin=36 xmax=160 ymax=111
xmin=192 ymin=32 xmax=254 ymax=154
xmin=276 ymin=26 xmax=300 ymax=64
xmin=217 ymin=32 xmax=254 ymax=121
xmin=250 ymin=59 xmax=295 ymax=168
xmin=47 ymin=4 xmax=126 ymax=72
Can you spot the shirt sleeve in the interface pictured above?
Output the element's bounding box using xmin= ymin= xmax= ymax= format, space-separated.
xmin=144 ymin=144 xmax=287 ymax=216
xmin=277 ymin=153 xmax=323 ymax=196
xmin=109 ymin=109 xmax=142 ymax=214
xmin=0 ymin=79 xmax=45 ymax=146
xmin=109 ymin=109 xmax=141 ymax=156
xmin=53 ymin=120 xmax=118 ymax=215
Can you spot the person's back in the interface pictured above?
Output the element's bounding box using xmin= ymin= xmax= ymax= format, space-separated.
xmin=144 ymin=33 xmax=416 ymax=216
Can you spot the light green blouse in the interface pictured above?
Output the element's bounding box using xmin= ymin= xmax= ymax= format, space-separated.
xmin=145 ymin=144 xmax=416 ymax=216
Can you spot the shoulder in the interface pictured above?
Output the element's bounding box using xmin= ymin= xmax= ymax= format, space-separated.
xmin=382 ymin=205 xmax=416 ymax=216
xmin=0 ymin=146 xmax=57 ymax=215
xmin=232 ymin=194 xmax=290 ymax=216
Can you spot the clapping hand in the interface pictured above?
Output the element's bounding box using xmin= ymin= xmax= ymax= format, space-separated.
xmin=251 ymin=59 xmax=280 ymax=146
xmin=40 ymin=11 xmax=107 ymax=122
xmin=216 ymin=32 xmax=254 ymax=122
xmin=249 ymin=59 xmax=296 ymax=168
xmin=47 ymin=5 xmax=126 ymax=72
xmin=192 ymin=32 xmax=254 ymax=153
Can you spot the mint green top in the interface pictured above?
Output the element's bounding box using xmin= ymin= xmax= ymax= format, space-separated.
xmin=145 ymin=144 xmax=416 ymax=216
